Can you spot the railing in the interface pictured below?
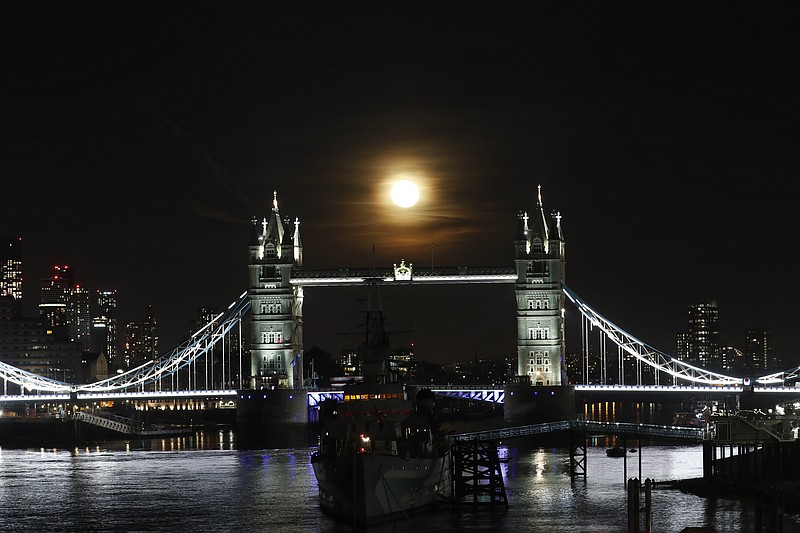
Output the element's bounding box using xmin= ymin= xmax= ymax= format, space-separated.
xmin=70 ymin=411 xmax=192 ymax=437
xmin=72 ymin=411 xmax=135 ymax=434
xmin=448 ymin=420 xmax=704 ymax=443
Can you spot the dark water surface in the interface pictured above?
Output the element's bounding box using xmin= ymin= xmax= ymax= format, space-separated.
xmin=0 ymin=429 xmax=798 ymax=533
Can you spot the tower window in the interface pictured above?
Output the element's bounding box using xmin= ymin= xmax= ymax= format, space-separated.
xmin=528 ymin=327 xmax=548 ymax=340
xmin=260 ymin=266 xmax=279 ymax=280
xmin=265 ymin=331 xmax=282 ymax=344
xmin=262 ymin=301 xmax=281 ymax=314
xmin=259 ymin=331 xmax=283 ymax=344
xmin=528 ymin=351 xmax=551 ymax=376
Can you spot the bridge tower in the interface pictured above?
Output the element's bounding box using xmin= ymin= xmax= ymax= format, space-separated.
xmin=513 ymin=185 xmax=565 ymax=386
xmin=247 ymin=192 xmax=304 ymax=390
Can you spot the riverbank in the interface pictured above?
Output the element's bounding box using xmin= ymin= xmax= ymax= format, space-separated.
xmin=659 ymin=477 xmax=800 ymax=532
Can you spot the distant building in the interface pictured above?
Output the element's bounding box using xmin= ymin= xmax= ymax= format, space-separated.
xmin=338 ymin=350 xmax=360 ymax=376
xmin=744 ymin=329 xmax=770 ymax=373
xmin=676 ymin=332 xmax=691 ymax=362
xmin=686 ymin=302 xmax=720 ymax=369
xmin=91 ymin=289 xmax=118 ymax=368
xmin=196 ymin=306 xmax=218 ymax=329
xmin=720 ymin=345 xmax=742 ymax=373
xmin=38 ymin=265 xmax=91 ymax=351
xmin=0 ymin=316 xmax=83 ymax=383
xmin=1 ymin=237 xmax=23 ymax=314
xmin=81 ymin=351 xmax=109 ymax=382
xmin=123 ymin=304 xmax=159 ymax=368
xmin=390 ymin=347 xmax=414 ymax=380
xmin=70 ymin=285 xmax=91 ymax=349
xmin=0 ymin=295 xmax=18 ymax=321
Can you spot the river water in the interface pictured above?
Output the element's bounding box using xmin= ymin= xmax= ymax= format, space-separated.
xmin=0 ymin=429 xmax=797 ymax=533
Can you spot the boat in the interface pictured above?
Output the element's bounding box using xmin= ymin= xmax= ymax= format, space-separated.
xmin=606 ymin=445 xmax=627 ymax=457
xmin=311 ymin=282 xmax=452 ymax=526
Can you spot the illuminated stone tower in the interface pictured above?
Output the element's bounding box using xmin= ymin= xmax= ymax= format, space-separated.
xmin=247 ymin=192 xmax=304 ymax=390
xmin=513 ymin=185 xmax=565 ymax=386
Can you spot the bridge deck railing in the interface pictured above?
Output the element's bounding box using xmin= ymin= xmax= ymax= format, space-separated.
xmin=447 ymin=420 xmax=705 ymax=443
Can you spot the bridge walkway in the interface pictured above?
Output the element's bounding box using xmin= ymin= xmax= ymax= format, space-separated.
xmin=71 ymin=411 xmax=192 ymax=437
xmin=444 ymin=419 xmax=704 ymax=507
xmin=446 ymin=419 xmax=705 ymax=443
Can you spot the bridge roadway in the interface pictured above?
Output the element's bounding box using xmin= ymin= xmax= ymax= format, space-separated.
xmin=306 ymin=383 xmax=800 ymax=408
xmin=2 ymin=383 xmax=800 ymax=406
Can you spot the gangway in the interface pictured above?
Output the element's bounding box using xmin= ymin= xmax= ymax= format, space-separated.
xmin=447 ymin=420 xmax=704 ymax=443
xmin=71 ymin=411 xmax=192 ymax=437
xmin=446 ymin=419 xmax=704 ymax=492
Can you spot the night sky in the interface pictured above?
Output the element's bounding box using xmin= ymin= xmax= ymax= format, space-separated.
xmin=3 ymin=2 xmax=799 ymax=369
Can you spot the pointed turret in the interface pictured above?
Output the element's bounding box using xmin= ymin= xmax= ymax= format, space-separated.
xmin=248 ymin=216 xmax=261 ymax=261
xmin=514 ymin=210 xmax=529 ymax=258
xmin=528 ymin=184 xmax=550 ymax=254
xmin=292 ymin=217 xmax=303 ymax=266
xmin=550 ymin=210 xmax=565 ymax=259
xmin=262 ymin=191 xmax=286 ymax=259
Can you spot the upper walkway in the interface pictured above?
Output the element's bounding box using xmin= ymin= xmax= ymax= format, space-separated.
xmin=446 ymin=419 xmax=705 ymax=443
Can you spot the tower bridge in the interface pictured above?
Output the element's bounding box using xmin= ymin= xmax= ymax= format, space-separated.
xmin=2 ymin=188 xmax=800 ymax=425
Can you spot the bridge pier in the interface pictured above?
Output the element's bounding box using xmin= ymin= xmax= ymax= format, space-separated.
xmin=450 ymin=440 xmax=508 ymax=508
xmin=569 ymin=432 xmax=587 ymax=479
xmin=236 ymin=388 xmax=309 ymax=427
xmin=504 ymin=383 xmax=576 ymax=424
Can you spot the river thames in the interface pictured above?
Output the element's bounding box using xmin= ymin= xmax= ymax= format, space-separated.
xmin=0 ymin=429 xmax=797 ymax=533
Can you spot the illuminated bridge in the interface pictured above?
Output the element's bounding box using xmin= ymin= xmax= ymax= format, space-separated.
xmin=2 ymin=284 xmax=799 ymax=410
xmin=2 ymin=190 xmax=800 ymax=414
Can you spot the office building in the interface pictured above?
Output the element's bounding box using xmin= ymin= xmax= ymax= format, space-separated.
xmin=1 ymin=238 xmax=23 ymax=309
xmin=123 ymin=304 xmax=159 ymax=368
xmin=38 ymin=265 xmax=91 ymax=350
xmin=91 ymin=289 xmax=118 ymax=367
xmin=686 ymin=302 xmax=720 ymax=369
xmin=744 ymin=328 xmax=771 ymax=373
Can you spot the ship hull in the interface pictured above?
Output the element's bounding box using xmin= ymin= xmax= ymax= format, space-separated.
xmin=312 ymin=451 xmax=451 ymax=526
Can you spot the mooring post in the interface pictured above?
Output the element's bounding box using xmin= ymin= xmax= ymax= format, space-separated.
xmin=627 ymin=477 xmax=640 ymax=533
xmin=644 ymin=477 xmax=652 ymax=533
xmin=623 ymin=437 xmax=628 ymax=489
xmin=638 ymin=438 xmax=642 ymax=482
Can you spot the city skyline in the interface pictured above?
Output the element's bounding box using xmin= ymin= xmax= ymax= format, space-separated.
xmin=3 ymin=3 xmax=798 ymax=367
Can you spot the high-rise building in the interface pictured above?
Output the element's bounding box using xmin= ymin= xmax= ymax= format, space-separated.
xmin=40 ymin=265 xmax=73 ymax=304
xmin=720 ymin=345 xmax=742 ymax=373
xmin=676 ymin=332 xmax=691 ymax=361
xmin=686 ymin=302 xmax=720 ymax=369
xmin=123 ymin=304 xmax=159 ymax=368
xmin=38 ymin=265 xmax=91 ymax=350
xmin=0 ymin=316 xmax=83 ymax=383
xmin=70 ymin=285 xmax=91 ymax=349
xmin=1 ymin=238 xmax=23 ymax=309
xmin=744 ymin=329 xmax=770 ymax=373
xmin=91 ymin=289 xmax=118 ymax=366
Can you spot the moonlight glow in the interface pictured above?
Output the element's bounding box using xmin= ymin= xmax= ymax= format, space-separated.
xmin=390 ymin=180 xmax=420 ymax=208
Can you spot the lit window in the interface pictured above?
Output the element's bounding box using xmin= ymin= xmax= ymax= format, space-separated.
xmin=529 ymin=327 xmax=548 ymax=340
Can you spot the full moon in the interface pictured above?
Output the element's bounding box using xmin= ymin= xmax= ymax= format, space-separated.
xmin=390 ymin=180 xmax=419 ymax=208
